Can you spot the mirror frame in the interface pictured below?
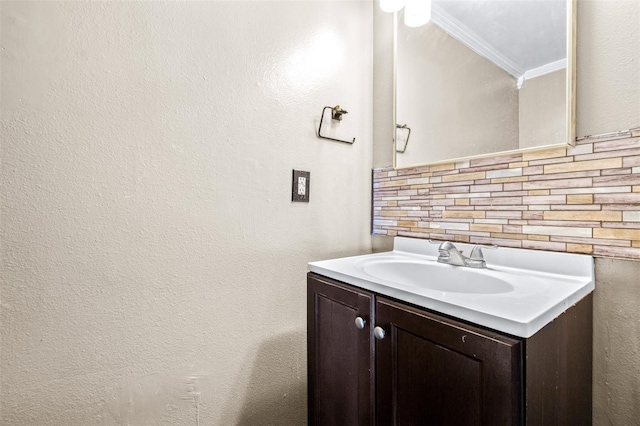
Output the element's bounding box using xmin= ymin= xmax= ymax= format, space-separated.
xmin=392 ymin=0 xmax=576 ymax=169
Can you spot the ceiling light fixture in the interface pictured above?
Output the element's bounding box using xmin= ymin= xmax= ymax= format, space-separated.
xmin=379 ymin=0 xmax=406 ymax=13
xmin=380 ymin=0 xmax=432 ymax=28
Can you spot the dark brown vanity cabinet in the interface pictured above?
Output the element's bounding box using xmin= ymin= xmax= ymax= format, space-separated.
xmin=307 ymin=272 xmax=592 ymax=426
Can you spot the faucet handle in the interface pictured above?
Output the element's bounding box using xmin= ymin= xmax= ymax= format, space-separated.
xmin=469 ymin=244 xmax=498 ymax=260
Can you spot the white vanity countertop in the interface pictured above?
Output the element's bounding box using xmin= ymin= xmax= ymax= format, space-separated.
xmin=308 ymin=237 xmax=594 ymax=338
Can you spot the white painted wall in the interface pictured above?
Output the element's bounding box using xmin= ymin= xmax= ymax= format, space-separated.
xmin=1 ymin=1 xmax=373 ymax=424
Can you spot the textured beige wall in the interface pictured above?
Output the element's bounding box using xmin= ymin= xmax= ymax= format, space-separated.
xmin=593 ymin=258 xmax=640 ymax=424
xmin=579 ymin=2 xmax=640 ymax=423
xmin=0 ymin=1 xmax=372 ymax=424
xmin=395 ymin=23 xmax=519 ymax=167
xmin=518 ymin=69 xmax=567 ymax=149
xmin=576 ymin=0 xmax=640 ymax=137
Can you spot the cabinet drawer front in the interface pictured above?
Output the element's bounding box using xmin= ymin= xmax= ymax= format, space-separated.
xmin=307 ymin=274 xmax=374 ymax=426
xmin=375 ymin=297 xmax=523 ymax=426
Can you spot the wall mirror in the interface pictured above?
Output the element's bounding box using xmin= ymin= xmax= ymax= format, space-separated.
xmin=393 ymin=0 xmax=575 ymax=169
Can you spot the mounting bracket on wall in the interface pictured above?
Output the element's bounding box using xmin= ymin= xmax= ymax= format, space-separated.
xmin=317 ymin=105 xmax=355 ymax=144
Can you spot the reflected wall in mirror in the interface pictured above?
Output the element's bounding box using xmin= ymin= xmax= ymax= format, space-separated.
xmin=394 ymin=0 xmax=575 ymax=169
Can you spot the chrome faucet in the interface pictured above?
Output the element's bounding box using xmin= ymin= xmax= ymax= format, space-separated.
xmin=437 ymin=241 xmax=467 ymax=267
xmin=435 ymin=241 xmax=497 ymax=269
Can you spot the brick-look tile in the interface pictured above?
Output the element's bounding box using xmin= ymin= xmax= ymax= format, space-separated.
xmin=523 ymin=165 xmax=544 ymax=175
xmin=593 ymin=246 xmax=640 ymax=258
xmin=549 ymin=236 xmax=631 ymax=247
xmin=430 ymin=162 xmax=455 ymax=172
xmin=593 ymin=193 xmax=640 ymax=204
xmin=528 ymin=235 xmax=550 ymax=242
xmin=528 ymin=190 xmax=550 ymax=196
xmin=529 ymin=204 xmax=551 ymax=211
xmin=523 ymin=195 xmax=567 ymax=204
xmin=406 ymin=177 xmax=431 ymax=185
xmin=523 ymin=177 xmax=593 ymax=190
xmin=593 ymin=175 xmax=640 ymax=186
xmin=398 ymin=220 xmax=418 ymax=227
xmin=470 ymin=197 xmax=522 ymax=206
xmin=487 ymin=211 xmax=523 ymax=219
xmin=594 ymin=137 xmax=640 ymax=152
xmin=567 ymin=243 xmax=593 ymax=254
xmin=486 ymin=168 xmax=523 ymax=179
xmin=504 ymin=182 xmax=523 ymax=191
xmin=381 ymin=210 xmax=408 ymax=217
xmin=476 ymin=219 xmax=509 ymax=225
xmin=623 ymin=211 xmax=640 ymax=222
xmin=491 ymin=176 xmax=530 ymax=184
xmin=567 ymin=144 xmax=594 ymax=155
xmin=594 ymin=228 xmax=640 ymax=240
xmin=379 ymin=179 xmax=407 ymax=188
xmin=441 ymin=171 xmax=486 ymax=183
xmin=522 ymin=240 xmax=567 ymax=251
xmin=551 ymin=186 xmax=632 ymax=195
xmin=530 ymin=156 xmax=574 ymax=166
xmin=372 ymin=136 xmax=640 ymax=260
xmin=528 ymin=170 xmax=600 ymax=182
xmin=602 ymin=204 xmax=640 ymax=211
xmin=602 ymin=168 xmax=632 ymax=176
xmin=469 ymin=236 xmax=522 ymax=248
xmin=430 ymin=186 xmax=470 ymax=195
xmin=470 ymin=183 xmax=503 ymax=192
xmin=544 ymin=158 xmax=622 ymax=174
xmin=567 ymin=194 xmax=594 ymax=204
xmin=446 ymin=192 xmax=492 ymax=199
xmin=575 ymin=148 xmax=640 ymax=162
xmin=527 ymin=219 xmax=602 ymax=227
xmin=427 ymin=221 xmax=470 ymax=231
xmin=543 ymin=211 xmax=622 ymax=221
xmin=623 ymin=156 xmax=640 ymax=167
xmin=442 ymin=211 xmax=486 ymax=219
xmin=470 ymin=153 xmax=522 ymax=167
xmin=491 ymin=232 xmax=528 ymax=240
xmin=503 ymin=225 xmax=523 ymax=234
xmin=522 ymin=225 xmax=592 ymax=238
xmin=550 ymin=204 xmax=602 ymax=211
xmin=470 ymin=223 xmax=503 ymax=233
xmin=522 ymin=146 xmax=567 ymax=161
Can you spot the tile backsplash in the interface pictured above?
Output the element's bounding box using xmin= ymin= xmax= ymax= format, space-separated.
xmin=373 ymin=132 xmax=640 ymax=260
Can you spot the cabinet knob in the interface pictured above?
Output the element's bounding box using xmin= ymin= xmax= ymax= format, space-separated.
xmin=355 ymin=316 xmax=366 ymax=330
xmin=373 ymin=326 xmax=386 ymax=340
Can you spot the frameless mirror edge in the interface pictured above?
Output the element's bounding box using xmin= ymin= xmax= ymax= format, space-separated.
xmin=392 ymin=0 xmax=577 ymax=170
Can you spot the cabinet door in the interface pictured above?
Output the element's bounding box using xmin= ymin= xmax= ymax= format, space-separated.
xmin=307 ymin=273 xmax=375 ymax=426
xmin=375 ymin=297 xmax=523 ymax=426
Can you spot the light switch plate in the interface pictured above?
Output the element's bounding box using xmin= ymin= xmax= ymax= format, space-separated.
xmin=292 ymin=170 xmax=310 ymax=202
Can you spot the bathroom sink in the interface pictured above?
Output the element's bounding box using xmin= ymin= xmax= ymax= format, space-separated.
xmin=309 ymin=237 xmax=594 ymax=338
xmin=356 ymin=258 xmax=514 ymax=294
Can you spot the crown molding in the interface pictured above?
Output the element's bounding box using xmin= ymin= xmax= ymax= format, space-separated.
xmin=523 ymin=58 xmax=567 ymax=80
xmin=431 ymin=4 xmax=524 ymax=78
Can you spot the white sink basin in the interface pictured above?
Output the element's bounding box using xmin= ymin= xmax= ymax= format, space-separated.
xmin=308 ymin=237 xmax=594 ymax=338
xmin=357 ymin=257 xmax=514 ymax=294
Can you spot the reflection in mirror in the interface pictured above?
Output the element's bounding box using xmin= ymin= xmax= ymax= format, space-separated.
xmin=394 ymin=0 xmax=574 ymax=168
